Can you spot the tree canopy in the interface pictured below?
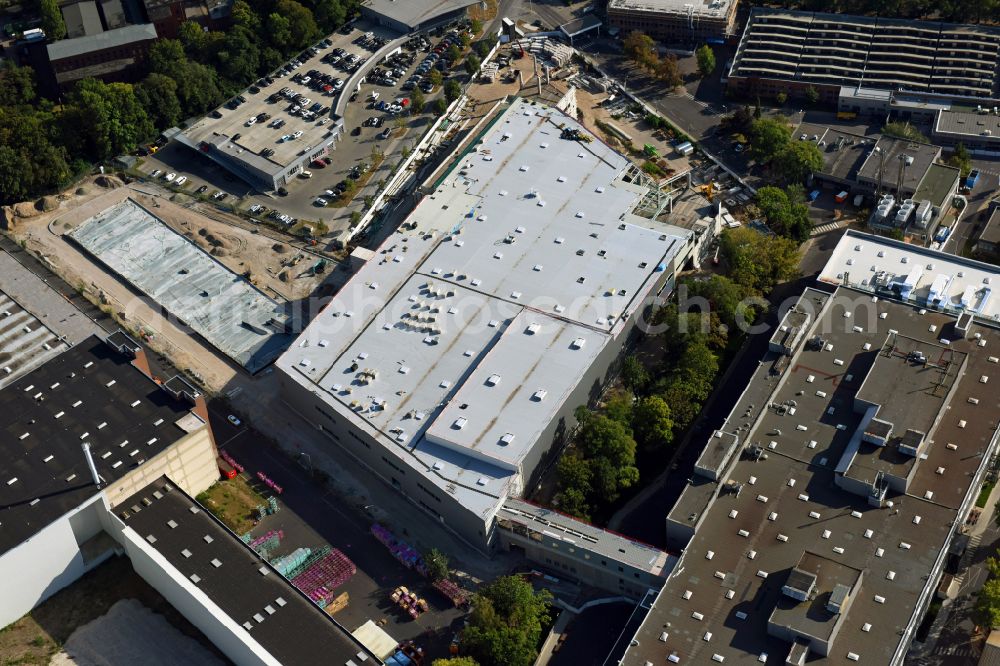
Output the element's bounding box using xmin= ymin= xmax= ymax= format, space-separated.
xmin=882 ymin=121 xmax=928 ymax=143
xmin=462 ymin=577 xmax=551 ymax=666
xmin=432 ymin=658 xmax=479 ymax=666
xmin=720 ymin=227 xmax=801 ymax=295
xmin=39 ymin=0 xmax=67 ymax=40
xmin=696 ymin=45 xmax=716 ymax=77
xmin=423 ymin=548 xmax=449 ymax=581
xmin=749 ymin=117 xmax=792 ymax=163
xmin=772 ymin=140 xmax=824 ymax=186
xmin=755 ymin=186 xmax=812 ymax=242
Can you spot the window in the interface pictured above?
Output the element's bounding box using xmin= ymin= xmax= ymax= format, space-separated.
xmin=381 ymin=456 xmax=405 ymax=475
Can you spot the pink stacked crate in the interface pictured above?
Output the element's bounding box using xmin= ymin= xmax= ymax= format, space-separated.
xmin=290 ymin=549 xmax=357 ymax=605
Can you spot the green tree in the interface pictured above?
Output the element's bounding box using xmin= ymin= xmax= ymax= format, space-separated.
xmin=754 ymin=186 xmax=811 ymax=242
xmin=620 ymin=355 xmax=649 ymax=393
xmin=775 ymin=91 xmax=788 ymax=105
xmin=948 ymin=142 xmax=972 ymax=177
xmin=39 ymin=0 xmax=66 ymax=40
xmin=695 ymin=44 xmax=716 ymax=77
xmin=148 ymin=38 xmax=186 ymax=74
xmin=463 ymin=577 xmax=551 ymax=666
xmin=433 ymin=97 xmax=448 ymax=115
xmin=432 ymin=658 xmax=479 ymax=666
xmin=471 ymin=18 xmax=483 ymax=34
xmin=276 ymin=0 xmax=319 ymax=50
xmin=429 ymin=69 xmax=443 ymax=87
xmin=575 ymin=413 xmax=639 ymax=503
xmin=604 ymin=389 xmax=634 ymax=424
xmin=975 ymin=557 xmax=1000 ymax=628
xmin=217 ymin=25 xmax=261 ymax=84
xmin=65 ymin=79 xmax=153 ymax=161
xmin=465 ymin=54 xmax=482 ymax=75
xmin=447 ymin=44 xmax=462 ymax=64
xmin=749 ymin=116 xmax=791 ymax=163
xmin=444 ymin=78 xmax=462 ymax=102
xmin=135 ymin=73 xmax=182 ymax=129
xmin=632 ymin=395 xmax=674 ymax=450
xmin=424 ymin=548 xmax=450 ymax=581
xmin=474 ymin=38 xmax=494 ymax=59
xmin=410 ymin=88 xmax=426 ymax=113
xmin=314 ymin=0 xmax=347 ymax=32
xmin=684 ymin=275 xmax=754 ymax=332
xmin=460 ymin=32 xmax=472 ymax=48
xmin=772 ymin=140 xmax=824 ymax=185
xmin=882 ymin=121 xmax=928 ymax=143
xmin=266 ymin=12 xmax=294 ymax=50
xmin=230 ymin=0 xmax=261 ymax=30
xmin=804 ymin=85 xmax=819 ymax=105
xmin=0 ymin=63 xmax=37 ymax=107
xmin=556 ymin=453 xmax=592 ymax=518
xmin=178 ymin=21 xmax=208 ymax=58
xmin=720 ymin=226 xmax=801 ymax=295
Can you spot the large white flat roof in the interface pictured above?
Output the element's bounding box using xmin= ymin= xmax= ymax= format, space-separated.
xmin=279 ymin=98 xmax=687 ymax=506
xmin=819 ymin=229 xmax=1000 ymax=321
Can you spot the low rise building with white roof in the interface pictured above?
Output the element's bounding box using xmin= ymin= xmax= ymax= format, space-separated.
xmin=276 ymin=98 xmax=693 ymax=551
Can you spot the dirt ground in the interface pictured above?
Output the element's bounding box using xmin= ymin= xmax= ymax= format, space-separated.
xmin=197 ymin=474 xmax=268 ymax=536
xmin=0 ymin=556 xmax=223 ymax=666
xmin=50 ymin=599 xmax=226 ymax=666
xmin=41 ymin=185 xmax=325 ymax=303
xmin=3 ymin=176 xmax=337 ymax=392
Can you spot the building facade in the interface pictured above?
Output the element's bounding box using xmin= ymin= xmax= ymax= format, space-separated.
xmin=607 ymin=0 xmax=738 ymax=44
xmin=276 ymin=98 xmax=691 ymax=553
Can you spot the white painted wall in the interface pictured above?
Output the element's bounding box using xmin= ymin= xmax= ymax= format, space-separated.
xmin=107 ymin=520 xmax=282 ymax=666
xmin=0 ymin=494 xmax=111 ymax=628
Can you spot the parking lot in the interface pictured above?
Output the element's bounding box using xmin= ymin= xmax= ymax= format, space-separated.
xmin=138 ymin=21 xmax=474 ymax=241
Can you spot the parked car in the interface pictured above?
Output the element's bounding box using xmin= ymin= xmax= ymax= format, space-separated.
xmin=314 ymin=197 xmax=328 ymax=206
xmin=175 ymin=176 xmax=187 ymax=186
xmin=227 ymin=414 xmax=241 ymax=426
xmin=165 ymin=172 xmax=176 ymax=182
xmin=300 ymin=170 xmax=313 ymax=178
xmin=150 ymin=169 xmax=162 ymax=178
xmin=379 ymin=127 xmax=391 ymax=140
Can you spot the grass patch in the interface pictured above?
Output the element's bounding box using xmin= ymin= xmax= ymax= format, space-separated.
xmin=977 ymin=481 xmax=995 ymax=508
xmin=196 ymin=475 xmax=266 ymax=534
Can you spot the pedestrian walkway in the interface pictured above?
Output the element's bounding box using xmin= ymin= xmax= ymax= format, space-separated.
xmin=811 ymin=220 xmax=848 ymax=236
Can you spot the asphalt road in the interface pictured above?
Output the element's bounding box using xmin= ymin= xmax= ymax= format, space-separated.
xmin=910 ymin=521 xmax=1000 ymax=665
xmin=944 ymin=161 xmax=1000 ymax=257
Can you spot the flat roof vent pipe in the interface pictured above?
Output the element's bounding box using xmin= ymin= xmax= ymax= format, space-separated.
xmin=82 ymin=442 xmax=104 ymax=487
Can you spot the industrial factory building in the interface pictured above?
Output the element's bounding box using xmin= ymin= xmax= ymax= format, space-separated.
xmin=622 ymin=231 xmax=1000 ymax=664
xmin=728 ymin=9 xmax=1000 ymax=104
xmin=276 ymin=98 xmax=694 ymax=555
xmin=607 ymin=0 xmax=739 ymax=43
xmin=0 ymin=332 xmax=218 ymax=628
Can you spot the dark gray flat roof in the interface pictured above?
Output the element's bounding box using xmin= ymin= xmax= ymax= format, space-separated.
xmin=47 ymin=23 xmax=157 ymax=61
xmin=118 ymin=476 xmax=377 ymax=666
xmin=0 ymin=336 xmax=202 ymax=557
xmin=624 ymin=287 xmax=1000 ymax=664
xmin=856 ymin=136 xmax=939 ymax=193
